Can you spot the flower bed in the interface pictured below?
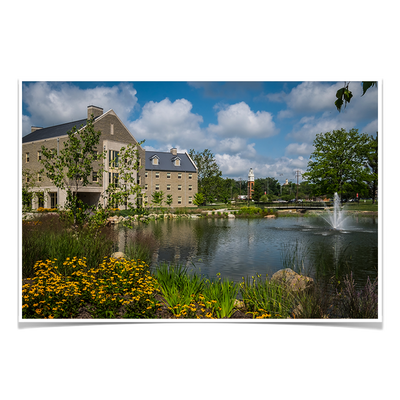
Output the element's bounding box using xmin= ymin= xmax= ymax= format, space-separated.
xmin=22 ymin=257 xmax=160 ymax=319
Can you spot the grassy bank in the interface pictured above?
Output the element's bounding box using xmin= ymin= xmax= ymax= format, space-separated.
xmin=22 ymin=212 xmax=378 ymax=320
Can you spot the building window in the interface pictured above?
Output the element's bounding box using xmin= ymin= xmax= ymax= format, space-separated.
xmin=109 ymin=172 xmax=119 ymax=185
xmin=155 ymin=184 xmax=160 ymax=191
xmin=188 ymin=174 xmax=192 ymax=179
xmin=145 ymin=172 xmax=148 ymax=178
xmin=110 ymin=123 xmax=114 ymax=135
xmin=178 ymin=173 xmax=182 ymax=179
xmin=50 ymin=192 xmax=57 ymax=208
xmin=144 ymin=196 xmax=148 ymax=203
xmin=37 ymin=151 xmax=41 ymax=161
xmin=145 ymin=184 xmax=148 ymax=190
xmin=26 ymin=175 xmax=30 ymax=183
xmin=109 ymin=150 xmax=119 ymax=167
xmin=167 ymin=173 xmax=171 ymax=179
xmin=38 ymin=194 xmax=44 ymax=209
xmin=155 ymin=172 xmax=160 ymax=178
xmin=151 ymin=156 xmax=159 ymax=166
xmin=175 ymin=159 xmax=181 ymax=166
xmin=92 ymin=172 xmax=98 ymax=182
xmin=26 ymin=153 xmax=29 ymax=163
xmin=189 ymin=185 xmax=192 ymax=191
xmin=167 ymin=184 xmax=171 ymax=191
xmin=178 ymin=196 xmax=182 ymax=204
xmin=178 ymin=185 xmax=182 ymax=191
xmin=37 ymin=173 xmax=42 ymax=182
xmin=188 ymin=196 xmax=193 ymax=204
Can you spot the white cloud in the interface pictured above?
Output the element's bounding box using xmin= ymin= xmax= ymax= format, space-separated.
xmin=361 ymin=119 xmax=378 ymax=135
xmin=22 ymin=82 xmax=138 ymax=136
xmin=288 ymin=116 xmax=356 ymax=144
xmin=285 ymin=142 xmax=314 ymax=157
xmin=215 ymin=153 xmax=253 ymax=177
xmin=207 ymin=102 xmax=279 ymax=138
xmin=129 ymin=98 xmax=208 ymax=149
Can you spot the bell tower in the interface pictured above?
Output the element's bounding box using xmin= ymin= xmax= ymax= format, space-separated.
xmin=247 ymin=168 xmax=254 ymax=200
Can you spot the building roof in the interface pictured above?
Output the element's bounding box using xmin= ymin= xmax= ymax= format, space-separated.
xmin=22 ymin=118 xmax=88 ymax=143
xmin=145 ymin=151 xmax=197 ymax=172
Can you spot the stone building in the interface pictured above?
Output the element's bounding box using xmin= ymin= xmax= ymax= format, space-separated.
xmin=143 ymin=148 xmax=198 ymax=207
xmin=22 ymin=105 xmax=198 ymax=209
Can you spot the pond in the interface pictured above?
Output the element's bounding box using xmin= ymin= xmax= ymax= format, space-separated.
xmin=115 ymin=215 xmax=378 ymax=286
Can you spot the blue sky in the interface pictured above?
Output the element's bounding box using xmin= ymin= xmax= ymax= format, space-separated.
xmin=21 ymin=81 xmax=378 ymax=183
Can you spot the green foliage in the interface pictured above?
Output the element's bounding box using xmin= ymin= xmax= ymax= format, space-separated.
xmin=193 ymin=192 xmax=205 ymax=206
xmin=40 ymin=116 xmax=104 ymax=226
xmin=202 ymin=275 xmax=239 ymax=318
xmin=151 ymin=190 xmax=165 ymax=210
xmin=303 ymin=128 xmax=373 ymax=198
xmin=240 ymin=275 xmax=296 ymax=319
xmin=165 ymin=194 xmax=173 ymax=208
xmin=335 ymin=81 xmax=377 ymax=112
xmin=189 ymin=149 xmax=222 ymax=204
xmin=22 ymin=214 xmax=115 ymax=279
xmin=105 ymin=142 xmax=145 ymax=213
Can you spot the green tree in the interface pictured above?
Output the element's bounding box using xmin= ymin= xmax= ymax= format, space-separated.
xmin=105 ymin=142 xmax=144 ymax=212
xmin=166 ymin=194 xmax=173 ymax=209
xmin=366 ymin=134 xmax=378 ymax=203
xmin=302 ymin=128 xmax=371 ymax=199
xmin=151 ymin=190 xmax=165 ymax=211
xmin=193 ymin=192 xmax=205 ymax=207
xmin=22 ymin=169 xmax=37 ymax=211
xmin=189 ymin=149 xmax=222 ymax=204
xmin=252 ymin=179 xmax=264 ymax=201
xmin=40 ymin=116 xmax=104 ymax=226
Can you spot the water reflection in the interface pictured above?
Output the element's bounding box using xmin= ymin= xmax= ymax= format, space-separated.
xmin=116 ymin=216 xmax=378 ymax=285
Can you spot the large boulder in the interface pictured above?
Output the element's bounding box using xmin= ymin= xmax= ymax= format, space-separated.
xmin=270 ymin=268 xmax=314 ymax=293
xmin=111 ymin=252 xmax=125 ymax=259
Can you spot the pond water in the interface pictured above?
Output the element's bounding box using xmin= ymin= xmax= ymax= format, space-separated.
xmin=116 ymin=215 xmax=378 ymax=286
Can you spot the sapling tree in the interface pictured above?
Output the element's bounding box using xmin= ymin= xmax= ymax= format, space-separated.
xmin=105 ymin=142 xmax=144 ymax=213
xmin=40 ymin=116 xmax=105 ymax=226
xmin=151 ymin=190 xmax=165 ymax=213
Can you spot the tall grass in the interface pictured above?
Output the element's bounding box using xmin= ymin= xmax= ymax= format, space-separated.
xmin=240 ymin=274 xmax=296 ymax=318
xmin=124 ymin=231 xmax=158 ymax=265
xmin=336 ymin=272 xmax=378 ymax=318
xmin=152 ymin=264 xmax=239 ymax=318
xmin=22 ymin=214 xmax=115 ymax=279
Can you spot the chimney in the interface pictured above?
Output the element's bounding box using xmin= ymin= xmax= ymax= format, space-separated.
xmin=170 ymin=148 xmax=177 ymax=156
xmin=87 ymin=105 xmax=103 ymax=120
xmin=31 ymin=126 xmax=42 ymax=133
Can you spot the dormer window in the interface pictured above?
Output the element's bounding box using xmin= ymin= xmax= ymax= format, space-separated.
xmin=172 ymin=156 xmax=181 ymax=166
xmin=150 ymin=155 xmax=159 ymax=166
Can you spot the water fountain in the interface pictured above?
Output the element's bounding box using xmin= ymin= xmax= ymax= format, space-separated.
xmin=322 ymin=192 xmax=348 ymax=230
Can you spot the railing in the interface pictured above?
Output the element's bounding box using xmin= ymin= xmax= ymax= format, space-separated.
xmin=254 ymin=201 xmax=332 ymax=209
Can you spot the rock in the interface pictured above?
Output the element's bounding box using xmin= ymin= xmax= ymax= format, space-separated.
xmin=234 ymin=299 xmax=245 ymax=309
xmin=270 ymin=268 xmax=314 ymax=293
xmin=264 ymin=214 xmax=276 ymax=218
xmin=228 ymin=213 xmax=235 ymax=218
xmin=111 ymin=252 xmax=125 ymax=259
